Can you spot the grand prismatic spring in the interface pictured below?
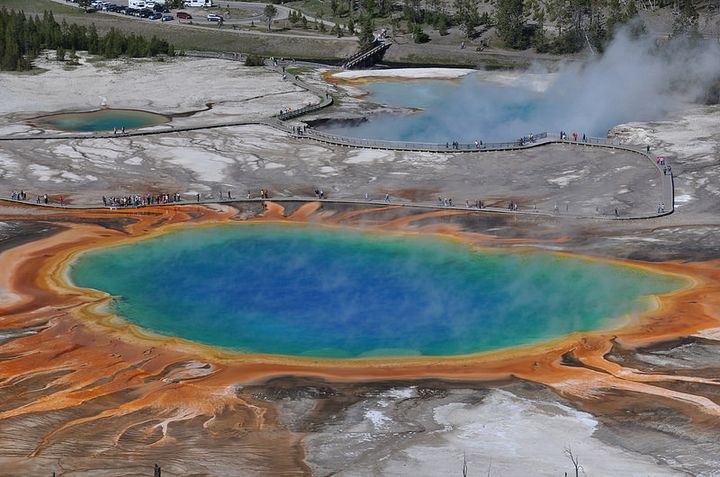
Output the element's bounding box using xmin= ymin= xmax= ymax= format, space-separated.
xmin=70 ymin=223 xmax=684 ymax=358
xmin=1 ymin=27 xmax=720 ymax=474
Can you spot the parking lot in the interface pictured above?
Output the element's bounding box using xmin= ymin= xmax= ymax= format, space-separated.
xmin=63 ymin=0 xmax=227 ymax=23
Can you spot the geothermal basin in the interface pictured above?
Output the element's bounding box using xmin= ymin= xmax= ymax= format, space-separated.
xmin=32 ymin=108 xmax=170 ymax=132
xmin=70 ymin=223 xmax=684 ymax=358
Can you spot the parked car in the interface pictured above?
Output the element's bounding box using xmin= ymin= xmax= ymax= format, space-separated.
xmin=206 ymin=13 xmax=223 ymax=21
xmin=153 ymin=4 xmax=170 ymax=12
xmin=161 ymin=14 xmax=174 ymax=21
xmin=148 ymin=12 xmax=163 ymax=19
xmin=139 ymin=8 xmax=153 ymax=17
xmin=176 ymin=11 xmax=192 ymax=19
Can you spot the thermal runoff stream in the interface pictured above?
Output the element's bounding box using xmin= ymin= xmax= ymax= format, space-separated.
xmin=70 ymin=224 xmax=683 ymax=358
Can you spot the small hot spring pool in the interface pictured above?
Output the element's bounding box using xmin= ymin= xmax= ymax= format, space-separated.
xmin=69 ymin=224 xmax=683 ymax=358
xmin=32 ymin=108 xmax=169 ymax=132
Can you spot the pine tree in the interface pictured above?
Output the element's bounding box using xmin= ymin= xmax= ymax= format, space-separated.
xmin=453 ymin=0 xmax=480 ymax=38
xmin=358 ymin=15 xmax=374 ymax=48
xmin=438 ymin=16 xmax=448 ymax=35
xmin=88 ymin=23 xmax=99 ymax=54
xmin=0 ymin=8 xmax=176 ymax=71
xmin=495 ymin=0 xmax=526 ymax=48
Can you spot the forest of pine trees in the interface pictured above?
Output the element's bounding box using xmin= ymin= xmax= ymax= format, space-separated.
xmin=0 ymin=8 xmax=174 ymax=71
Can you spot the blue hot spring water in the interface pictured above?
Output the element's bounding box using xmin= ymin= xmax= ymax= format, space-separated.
xmin=34 ymin=109 xmax=169 ymax=132
xmin=323 ymin=74 xmax=607 ymax=142
xmin=70 ymin=224 xmax=683 ymax=358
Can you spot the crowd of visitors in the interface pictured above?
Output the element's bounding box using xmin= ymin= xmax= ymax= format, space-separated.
xmin=102 ymin=192 xmax=183 ymax=208
xmin=11 ymin=191 xmax=56 ymax=205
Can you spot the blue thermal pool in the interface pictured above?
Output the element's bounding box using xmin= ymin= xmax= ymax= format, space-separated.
xmin=323 ymin=73 xmax=621 ymax=142
xmin=32 ymin=108 xmax=169 ymax=132
xmin=69 ymin=224 xmax=683 ymax=358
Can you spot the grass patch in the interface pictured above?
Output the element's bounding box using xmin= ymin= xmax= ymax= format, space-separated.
xmin=4 ymin=0 xmax=86 ymax=16
xmin=204 ymin=7 xmax=257 ymax=18
xmin=286 ymin=66 xmax=315 ymax=75
xmin=10 ymin=0 xmax=354 ymax=58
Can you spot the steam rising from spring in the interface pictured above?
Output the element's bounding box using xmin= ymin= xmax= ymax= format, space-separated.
xmin=332 ymin=29 xmax=720 ymax=142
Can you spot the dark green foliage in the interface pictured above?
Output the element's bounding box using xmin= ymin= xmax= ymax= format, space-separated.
xmin=495 ymin=0 xmax=526 ymax=48
xmin=0 ymin=8 xmax=174 ymax=71
xmin=288 ymin=10 xmax=300 ymax=25
xmin=244 ymin=54 xmax=264 ymax=66
xmin=671 ymin=0 xmax=700 ymax=38
xmin=264 ymin=4 xmax=278 ymax=31
xmin=453 ymin=0 xmax=481 ymax=37
xmin=358 ymin=15 xmax=375 ymax=48
xmin=412 ymin=23 xmax=430 ymax=42
xmin=437 ymin=16 xmax=448 ymax=35
xmin=587 ymin=16 xmax=606 ymax=52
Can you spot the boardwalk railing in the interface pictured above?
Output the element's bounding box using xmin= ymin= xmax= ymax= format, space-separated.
xmin=296 ymin=130 xmax=551 ymax=152
xmin=273 ymin=62 xmax=334 ymax=120
xmin=342 ymin=41 xmax=392 ymax=69
xmin=177 ymin=50 xmax=244 ymax=62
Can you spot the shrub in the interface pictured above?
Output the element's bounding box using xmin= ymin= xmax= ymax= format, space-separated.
xmin=244 ymin=54 xmax=264 ymax=66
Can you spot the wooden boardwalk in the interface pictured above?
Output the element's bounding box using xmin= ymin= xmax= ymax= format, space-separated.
xmin=0 ymin=57 xmax=674 ymax=218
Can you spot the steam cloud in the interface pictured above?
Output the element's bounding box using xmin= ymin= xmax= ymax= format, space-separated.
xmin=330 ymin=29 xmax=720 ymax=142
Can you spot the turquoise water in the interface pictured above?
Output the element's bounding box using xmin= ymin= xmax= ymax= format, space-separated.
xmin=324 ymin=73 xmax=609 ymax=142
xmin=33 ymin=108 xmax=169 ymax=132
xmin=70 ymin=224 xmax=683 ymax=358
